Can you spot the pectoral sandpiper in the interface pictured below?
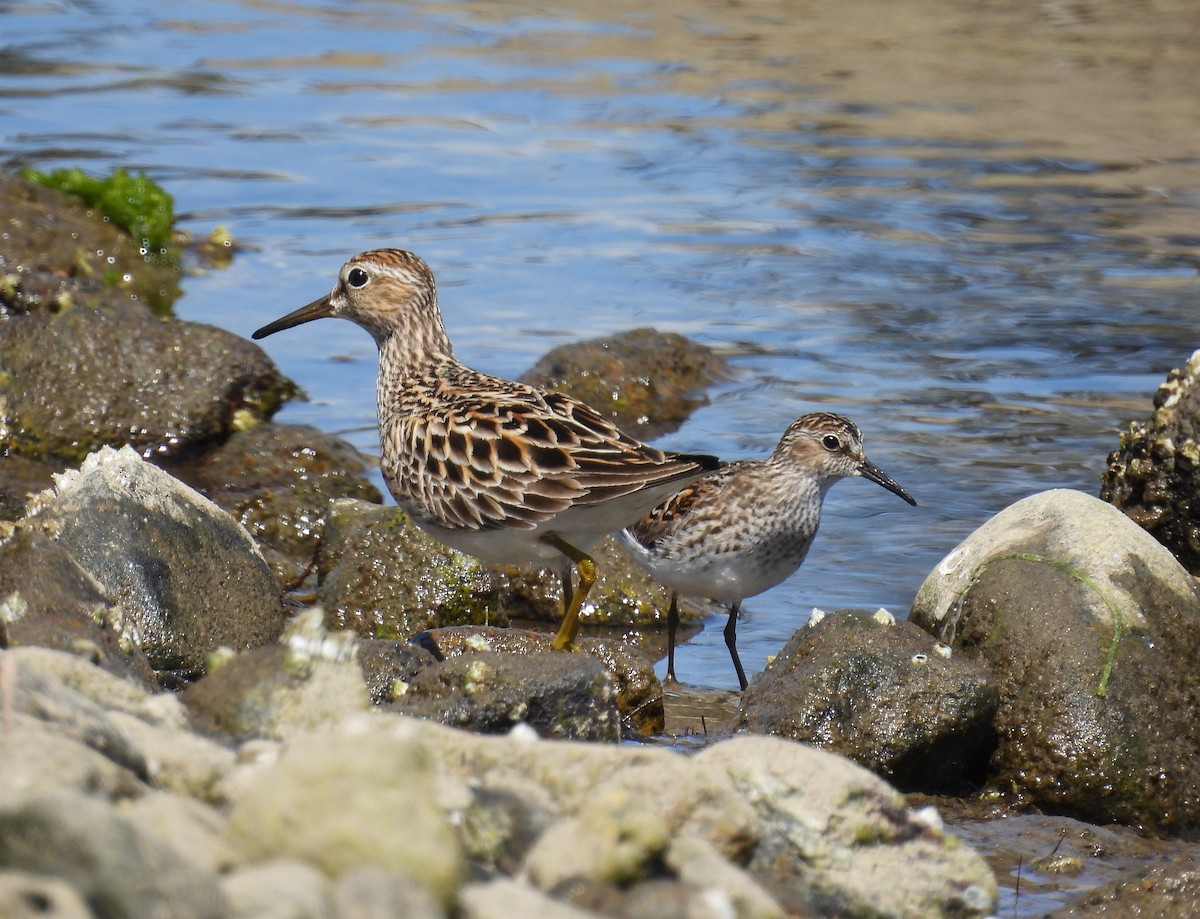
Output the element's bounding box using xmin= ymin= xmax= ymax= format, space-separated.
xmin=618 ymin=411 xmax=916 ymax=689
xmin=253 ymin=248 xmax=719 ymax=651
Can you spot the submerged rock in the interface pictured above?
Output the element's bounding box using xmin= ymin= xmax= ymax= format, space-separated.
xmin=734 ymin=610 xmax=998 ymax=793
xmin=911 ymin=488 xmax=1200 ymax=835
xmin=1101 ymin=349 xmax=1200 ymax=572
xmin=20 ymin=445 xmax=284 ymax=674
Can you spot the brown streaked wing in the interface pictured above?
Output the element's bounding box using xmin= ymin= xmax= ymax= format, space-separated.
xmin=393 ymin=378 xmax=711 ymax=531
xmin=624 ymin=462 xmax=739 ymax=549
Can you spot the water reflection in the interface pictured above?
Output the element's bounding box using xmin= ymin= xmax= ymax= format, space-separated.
xmin=1 ymin=0 xmax=1198 ymax=687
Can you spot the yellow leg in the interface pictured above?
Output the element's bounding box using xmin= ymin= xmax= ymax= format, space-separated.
xmin=543 ymin=534 xmax=596 ymax=651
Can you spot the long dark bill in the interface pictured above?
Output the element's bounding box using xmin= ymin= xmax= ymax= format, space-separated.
xmin=251 ymin=294 xmax=334 ymax=340
xmin=859 ymin=460 xmax=917 ymax=506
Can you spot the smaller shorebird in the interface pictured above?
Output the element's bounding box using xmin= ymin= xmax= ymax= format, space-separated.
xmin=619 ymin=412 xmax=916 ymax=690
xmin=252 ymin=248 xmax=718 ymax=651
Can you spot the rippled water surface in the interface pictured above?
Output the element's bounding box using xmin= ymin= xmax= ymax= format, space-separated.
xmin=4 ymin=0 xmax=1200 ymax=693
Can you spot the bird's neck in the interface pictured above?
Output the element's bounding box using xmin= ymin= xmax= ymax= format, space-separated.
xmin=374 ymin=314 xmax=456 ymax=376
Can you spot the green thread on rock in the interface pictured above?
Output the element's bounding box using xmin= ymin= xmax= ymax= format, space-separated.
xmin=962 ymin=552 xmax=1125 ymax=699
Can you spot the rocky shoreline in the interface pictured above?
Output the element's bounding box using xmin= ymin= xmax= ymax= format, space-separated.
xmin=5 ymin=172 xmax=1200 ymax=916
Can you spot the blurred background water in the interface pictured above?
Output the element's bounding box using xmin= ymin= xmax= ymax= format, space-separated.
xmin=2 ymin=0 xmax=1198 ymax=688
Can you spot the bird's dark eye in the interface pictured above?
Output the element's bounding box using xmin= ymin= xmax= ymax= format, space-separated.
xmin=821 ymin=434 xmax=841 ymax=450
xmin=347 ymin=267 xmax=370 ymax=288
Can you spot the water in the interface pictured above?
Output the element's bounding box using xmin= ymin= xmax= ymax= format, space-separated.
xmin=3 ymin=0 xmax=1199 ymax=693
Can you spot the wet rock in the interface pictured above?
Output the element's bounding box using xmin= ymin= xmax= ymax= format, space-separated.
xmin=356 ymin=638 xmax=437 ymax=704
xmin=224 ymin=730 xmax=464 ymax=911
xmin=1053 ymin=852 xmax=1200 ymax=917
xmin=911 ymin=488 xmax=1200 ymax=835
xmin=416 ymin=625 xmax=664 ymax=735
xmin=0 ymin=454 xmax=56 ymax=522
xmin=733 ymin=610 xmax=999 ymax=793
xmin=519 ymin=327 xmax=727 ymax=440
xmin=317 ymin=501 xmax=685 ymax=641
xmin=316 ymin=501 xmax=509 ymax=638
xmin=0 ymin=527 xmax=158 ymax=686
xmin=0 ymin=299 xmax=297 ymax=466
xmin=0 ymin=870 xmax=93 ymax=919
xmin=0 ymin=790 xmax=228 ymax=919
xmin=181 ymin=608 xmax=370 ymax=743
xmin=171 ymin=422 xmax=382 ymax=588
xmin=1101 ymin=349 xmax=1200 ymax=573
xmin=0 ymin=172 xmax=181 ymax=316
xmin=949 ymin=812 xmax=1200 ymax=917
xmin=23 ymin=445 xmax=284 ymax=673
xmin=390 ymin=649 xmax=621 ymax=742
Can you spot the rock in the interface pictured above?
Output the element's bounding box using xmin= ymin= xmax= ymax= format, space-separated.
xmin=733 ymin=610 xmax=999 ymax=792
xmin=416 ymin=626 xmax=664 ymax=735
xmin=171 ymin=422 xmax=382 ymax=588
xmin=911 ymin=488 xmax=1200 ymax=835
xmin=123 ymin=791 xmax=237 ymax=876
xmin=696 ymin=736 xmax=996 ymax=918
xmin=356 ymin=638 xmax=437 ymax=704
xmin=182 ymin=608 xmax=370 ymax=742
xmin=221 ymin=859 xmax=333 ymax=919
xmin=0 ymin=870 xmax=93 ymax=919
xmin=522 ymin=785 xmax=673 ymax=889
xmin=1101 ymin=350 xmax=1200 ymax=572
xmin=5 ymin=645 xmax=182 ymax=727
xmin=316 ymin=502 xmax=508 ymax=639
xmin=0 ymin=790 xmax=228 ymax=919
xmin=665 ymin=835 xmax=784 ymax=919
xmin=0 ymin=299 xmax=296 ymax=466
xmin=460 ymin=878 xmax=598 ymax=919
xmin=347 ymin=714 xmax=995 ymax=918
xmin=0 ymin=172 xmax=181 ymax=316
xmin=9 ymin=656 xmax=151 ymax=781
xmin=224 ymin=731 xmax=464 ymax=910
xmin=458 ymin=785 xmax=556 ymax=876
xmin=105 ymin=711 xmax=236 ymax=802
xmin=0 ymin=454 xmax=56 ymax=522
xmin=316 ymin=501 xmax=693 ymax=641
xmin=331 ymin=868 xmax=447 ymax=919
xmin=0 ymin=726 xmax=145 ymax=801
xmin=389 ymin=649 xmax=621 ymax=742
xmin=23 ymin=445 xmax=284 ymax=673
xmin=1053 ymin=852 xmax=1200 ymax=916
xmin=0 ymin=529 xmax=157 ymax=687
xmin=519 ymin=327 xmax=727 ymax=440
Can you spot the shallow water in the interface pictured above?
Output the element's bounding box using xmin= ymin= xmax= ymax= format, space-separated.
xmin=3 ymin=0 xmax=1199 ymax=701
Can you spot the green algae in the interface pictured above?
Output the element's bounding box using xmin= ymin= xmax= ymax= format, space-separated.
xmin=20 ymin=166 xmax=178 ymax=264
